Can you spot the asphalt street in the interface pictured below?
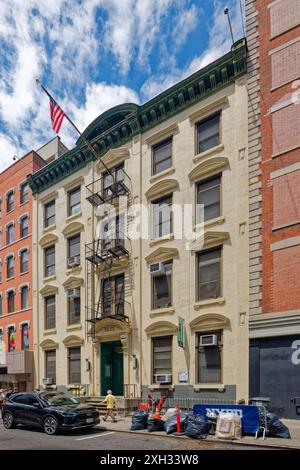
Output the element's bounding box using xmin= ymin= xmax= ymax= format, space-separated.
xmin=0 ymin=421 xmax=268 ymax=450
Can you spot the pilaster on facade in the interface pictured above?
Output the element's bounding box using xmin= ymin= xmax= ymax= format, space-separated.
xmin=246 ymin=0 xmax=262 ymax=316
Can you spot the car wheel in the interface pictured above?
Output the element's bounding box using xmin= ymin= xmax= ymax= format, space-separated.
xmin=43 ymin=416 xmax=58 ymax=435
xmin=2 ymin=412 xmax=15 ymax=430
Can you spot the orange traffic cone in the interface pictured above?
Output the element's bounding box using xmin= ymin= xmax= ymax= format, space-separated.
xmin=154 ymin=406 xmax=161 ymax=419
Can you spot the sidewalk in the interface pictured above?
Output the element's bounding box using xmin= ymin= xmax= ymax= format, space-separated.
xmin=95 ymin=416 xmax=300 ymax=449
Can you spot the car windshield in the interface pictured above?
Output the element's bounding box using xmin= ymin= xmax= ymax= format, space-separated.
xmin=41 ymin=393 xmax=79 ymax=406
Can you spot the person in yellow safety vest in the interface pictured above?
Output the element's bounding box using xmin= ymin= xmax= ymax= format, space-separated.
xmin=102 ymin=390 xmax=117 ymax=422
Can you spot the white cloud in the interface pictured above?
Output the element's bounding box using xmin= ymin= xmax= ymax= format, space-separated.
xmin=0 ymin=0 xmax=227 ymax=172
xmin=141 ymin=0 xmax=244 ymax=100
xmin=0 ymin=134 xmax=18 ymax=171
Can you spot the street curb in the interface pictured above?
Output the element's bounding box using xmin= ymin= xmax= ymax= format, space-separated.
xmin=95 ymin=425 xmax=300 ymax=450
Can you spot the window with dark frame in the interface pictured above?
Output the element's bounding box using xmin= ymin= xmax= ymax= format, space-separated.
xmin=68 ymin=186 xmax=81 ymax=216
xmin=68 ymin=234 xmax=80 ymax=260
xmin=196 ymin=175 xmax=221 ymax=223
xmin=102 ymin=274 xmax=125 ymax=317
xmin=152 ymin=261 xmax=172 ymax=310
xmin=44 ymin=200 xmax=55 ymax=227
xmin=152 ymin=195 xmax=173 ymax=238
xmin=20 ymin=249 xmax=29 ymax=273
xmin=21 ymin=285 xmax=29 ymax=310
xmin=44 ymin=245 xmax=55 ymax=277
xmin=197 ymin=331 xmax=222 ymax=383
xmin=6 ymin=223 xmax=14 ymax=245
xmin=7 ymin=255 xmax=14 ymax=279
xmin=0 ymin=296 xmax=2 ymax=316
xmin=6 ymin=191 xmax=14 ymax=212
xmin=20 ymin=216 xmax=29 ymax=238
xmin=21 ymin=324 xmax=29 ymax=350
xmin=197 ymin=247 xmax=221 ymax=301
xmin=7 ymin=290 xmax=15 ymax=314
xmin=68 ymin=290 xmax=81 ymax=325
xmin=152 ymin=336 xmax=172 ymax=381
xmin=8 ymin=326 xmax=15 ymax=352
xmin=101 ymin=214 xmax=124 ymax=254
xmin=68 ymin=347 xmax=81 ymax=384
xmin=197 ymin=113 xmax=220 ymax=154
xmin=103 ymin=165 xmax=125 ymax=198
xmin=152 ymin=138 xmax=172 ymax=175
xmin=45 ymin=350 xmax=56 ymax=383
xmin=20 ymin=182 xmax=29 ymax=204
xmin=45 ymin=295 xmax=56 ymax=330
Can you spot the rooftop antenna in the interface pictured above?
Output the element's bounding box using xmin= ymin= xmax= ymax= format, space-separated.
xmin=224 ymin=6 xmax=235 ymax=45
xmin=239 ymin=0 xmax=246 ymax=38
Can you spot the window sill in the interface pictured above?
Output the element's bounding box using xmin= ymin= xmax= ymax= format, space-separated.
xmin=44 ymin=328 xmax=57 ymax=335
xmin=43 ymin=224 xmax=56 ymax=234
xmin=194 ymin=216 xmax=225 ymax=231
xmin=150 ymin=307 xmax=174 ymax=318
xmin=20 ymin=271 xmax=29 ymax=276
xmin=149 ymin=384 xmax=174 ymax=391
xmin=66 ymin=265 xmax=82 ymax=275
xmin=66 ymin=324 xmax=82 ymax=331
xmin=66 ymin=212 xmax=82 ymax=223
xmin=193 ymin=144 xmax=224 ymax=164
xmin=149 ymin=233 xmax=174 ymax=247
xmin=194 ymin=384 xmax=225 ymax=391
xmin=20 ymin=200 xmax=29 ymax=207
xmin=150 ymin=166 xmax=175 ymax=184
xmin=43 ymin=274 xmax=56 ymax=283
xmin=194 ymin=297 xmax=225 ymax=310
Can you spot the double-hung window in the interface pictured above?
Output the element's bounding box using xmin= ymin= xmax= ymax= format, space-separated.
xmin=152 ymin=195 xmax=172 ymax=239
xmin=152 ymin=138 xmax=172 ymax=175
xmin=197 ymin=113 xmax=220 ymax=154
xmin=197 ymin=247 xmax=222 ymax=300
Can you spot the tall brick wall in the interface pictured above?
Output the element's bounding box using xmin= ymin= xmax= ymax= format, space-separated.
xmin=273 ymin=170 xmax=300 ymax=227
xmin=247 ymin=0 xmax=300 ymax=317
xmin=273 ymin=245 xmax=300 ymax=311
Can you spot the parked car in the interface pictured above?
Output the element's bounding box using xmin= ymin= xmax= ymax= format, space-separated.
xmin=1 ymin=391 xmax=100 ymax=435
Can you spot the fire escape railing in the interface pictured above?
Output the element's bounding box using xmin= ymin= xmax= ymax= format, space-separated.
xmin=85 ymin=165 xmax=132 ymax=340
xmin=86 ymin=168 xmax=131 ymax=207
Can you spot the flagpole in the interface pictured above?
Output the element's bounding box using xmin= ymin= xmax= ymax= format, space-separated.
xmin=35 ymin=79 xmax=113 ymax=177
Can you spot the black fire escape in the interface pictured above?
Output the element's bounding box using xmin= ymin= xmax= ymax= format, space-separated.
xmin=85 ymin=167 xmax=131 ymax=339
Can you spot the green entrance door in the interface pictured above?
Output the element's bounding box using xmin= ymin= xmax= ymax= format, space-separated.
xmin=101 ymin=341 xmax=124 ymax=396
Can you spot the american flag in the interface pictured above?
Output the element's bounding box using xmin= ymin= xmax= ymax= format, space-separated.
xmin=49 ymin=97 xmax=65 ymax=134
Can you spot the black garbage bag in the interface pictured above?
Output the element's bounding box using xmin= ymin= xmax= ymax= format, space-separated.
xmin=147 ymin=418 xmax=164 ymax=432
xmin=185 ymin=414 xmax=209 ymax=439
xmin=130 ymin=410 xmax=148 ymax=431
xmin=266 ymin=412 xmax=291 ymax=439
xmin=164 ymin=412 xmax=189 ymax=434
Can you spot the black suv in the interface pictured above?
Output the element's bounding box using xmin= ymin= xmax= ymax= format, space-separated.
xmin=1 ymin=391 xmax=100 ymax=435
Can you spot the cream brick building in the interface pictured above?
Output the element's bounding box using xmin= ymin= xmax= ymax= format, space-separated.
xmin=29 ymin=39 xmax=249 ymax=402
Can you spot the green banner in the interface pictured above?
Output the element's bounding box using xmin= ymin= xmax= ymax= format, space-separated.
xmin=177 ymin=316 xmax=185 ymax=348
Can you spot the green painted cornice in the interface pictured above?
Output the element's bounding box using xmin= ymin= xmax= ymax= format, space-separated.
xmin=29 ymin=38 xmax=247 ymax=194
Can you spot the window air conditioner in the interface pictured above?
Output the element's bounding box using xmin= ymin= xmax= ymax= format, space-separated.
xmin=149 ymin=262 xmax=166 ymax=276
xmin=67 ymin=288 xmax=80 ymax=299
xmin=199 ymin=334 xmax=218 ymax=347
xmin=68 ymin=256 xmax=80 ymax=268
xmin=154 ymin=373 xmax=172 ymax=384
xmin=43 ymin=378 xmax=54 ymax=385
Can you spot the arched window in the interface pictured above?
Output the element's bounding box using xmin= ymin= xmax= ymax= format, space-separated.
xmin=20 ymin=216 xmax=29 ymax=238
xmin=21 ymin=285 xmax=29 ymax=310
xmin=21 ymin=324 xmax=29 ymax=350
xmin=8 ymin=326 xmax=15 ymax=352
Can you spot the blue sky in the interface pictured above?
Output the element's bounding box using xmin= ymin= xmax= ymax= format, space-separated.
xmin=0 ymin=0 xmax=244 ymax=171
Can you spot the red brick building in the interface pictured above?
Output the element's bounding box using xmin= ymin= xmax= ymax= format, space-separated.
xmin=247 ymin=0 xmax=300 ymax=418
xmin=0 ymin=137 xmax=67 ymax=392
